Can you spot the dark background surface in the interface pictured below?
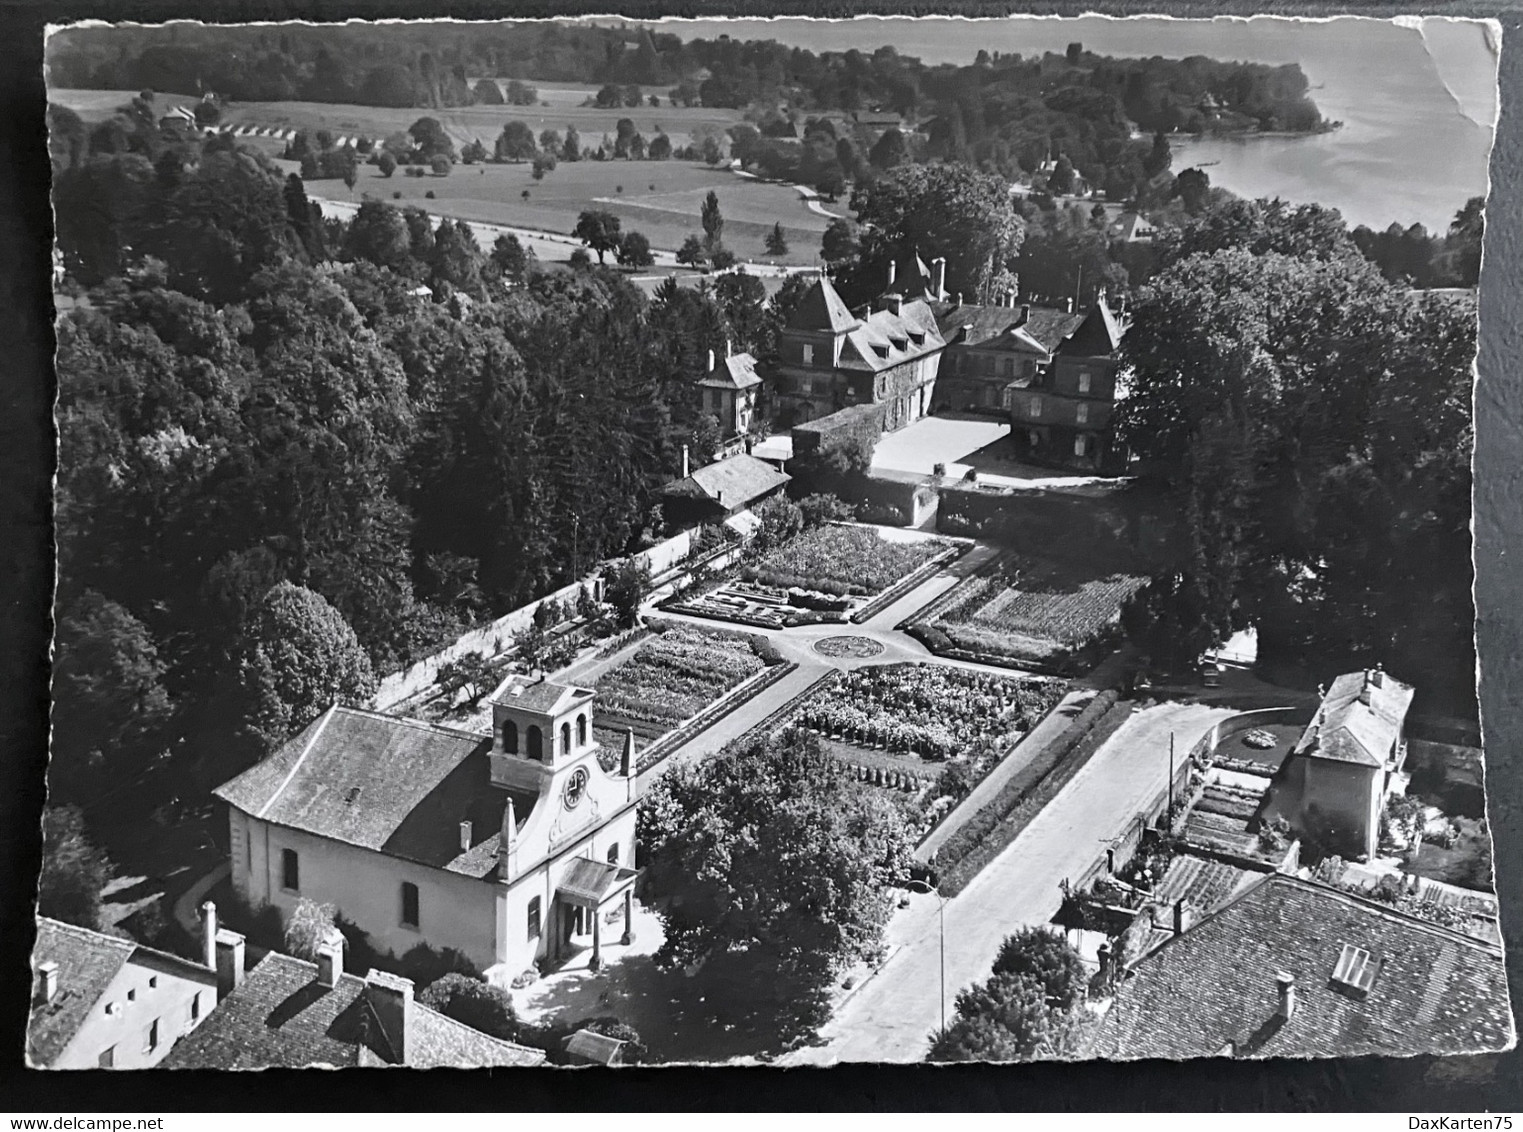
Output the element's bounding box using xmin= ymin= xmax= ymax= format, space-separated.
xmin=1 ymin=0 xmax=1519 ymax=1111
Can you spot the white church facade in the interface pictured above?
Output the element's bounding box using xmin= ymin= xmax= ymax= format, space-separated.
xmin=216 ymin=674 xmax=640 ymax=981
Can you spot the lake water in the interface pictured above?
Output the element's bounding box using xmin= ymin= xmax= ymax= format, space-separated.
xmin=634 ymin=15 xmax=1499 ymax=232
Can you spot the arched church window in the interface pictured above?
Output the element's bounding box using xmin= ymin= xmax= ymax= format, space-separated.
xmin=527 ymin=725 xmax=543 ymax=762
xmin=503 ymin=720 xmax=518 ymax=754
xmin=577 ymin=714 xmax=588 ymax=747
xmin=560 ymin=721 xmax=571 ymax=756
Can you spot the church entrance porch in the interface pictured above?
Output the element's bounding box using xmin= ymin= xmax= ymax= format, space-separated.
xmin=550 ymin=857 xmax=640 ymax=971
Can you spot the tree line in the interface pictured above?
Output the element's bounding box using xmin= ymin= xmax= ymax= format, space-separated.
xmin=48 ymin=124 xmax=811 ymax=848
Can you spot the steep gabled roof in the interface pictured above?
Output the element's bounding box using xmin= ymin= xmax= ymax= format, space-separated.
xmin=931 ymin=300 xmax=1083 ymax=353
xmin=1295 ymin=670 xmax=1415 ymax=767
xmin=836 ymin=298 xmax=946 ymax=373
xmin=1091 ymin=874 xmax=1512 ymax=1060
xmin=698 ymin=351 xmax=763 ymax=390
xmin=1057 ymin=297 xmax=1124 ymax=357
xmin=28 ymin=919 xmax=137 ymax=1066
xmin=787 ymin=275 xmax=860 ymax=334
xmin=214 ymin=706 xmax=532 ymax=876
xmin=161 ymin=953 xmax=546 ymax=1070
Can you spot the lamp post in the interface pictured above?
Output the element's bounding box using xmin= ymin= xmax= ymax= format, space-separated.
xmin=908 ymin=879 xmax=948 ymax=1034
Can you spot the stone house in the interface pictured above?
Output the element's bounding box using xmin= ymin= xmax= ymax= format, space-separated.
xmin=216 ymin=673 xmax=640 ymax=983
xmin=769 ymin=270 xmax=945 ymax=432
xmin=1007 ymin=295 xmax=1127 ymax=472
xmin=696 ymin=342 xmax=762 ymax=457
xmin=1270 ymin=667 xmax=1416 ymax=861
xmin=930 ymin=294 xmax=1085 ymax=416
xmin=661 ymin=451 xmax=791 ymax=533
xmin=27 ymin=917 xmax=221 ymax=1069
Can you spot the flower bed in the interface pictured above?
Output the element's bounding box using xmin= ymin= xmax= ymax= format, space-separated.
xmin=744 ymin=525 xmax=950 ymax=598
xmin=792 ymin=663 xmax=1064 ymax=761
xmin=592 ymin=626 xmax=775 ymax=730
xmin=914 ymin=553 xmax=1145 ymax=669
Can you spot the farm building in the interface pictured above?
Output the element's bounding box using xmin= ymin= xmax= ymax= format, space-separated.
xmin=661 ymin=451 xmax=791 ymax=532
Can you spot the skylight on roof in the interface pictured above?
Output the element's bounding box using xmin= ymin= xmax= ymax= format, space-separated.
xmin=1331 ymin=944 xmax=1378 ymax=994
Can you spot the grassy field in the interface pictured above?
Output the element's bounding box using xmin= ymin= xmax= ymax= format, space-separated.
xmin=333 ymin=158 xmax=829 ymax=262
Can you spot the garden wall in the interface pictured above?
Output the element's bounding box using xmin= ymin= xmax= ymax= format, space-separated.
xmin=790 ymin=402 xmax=888 ymax=459
xmin=935 ymin=480 xmax=1181 ymax=570
xmin=852 ymin=473 xmax=938 ymax=528
xmin=373 ymin=527 xmax=704 ymax=709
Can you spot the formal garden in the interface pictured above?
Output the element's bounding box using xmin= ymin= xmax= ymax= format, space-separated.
xmin=667 ymin=523 xmax=958 ymax=629
xmin=779 ymin=663 xmax=1067 ymax=830
xmin=909 ymin=552 xmax=1147 ymax=672
xmin=591 ymin=624 xmax=783 ymax=737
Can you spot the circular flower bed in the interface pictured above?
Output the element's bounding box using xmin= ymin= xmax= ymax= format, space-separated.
xmin=813 ymin=635 xmax=886 ymax=659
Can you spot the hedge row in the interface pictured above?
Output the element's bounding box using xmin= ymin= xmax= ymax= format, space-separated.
xmin=849 ymin=545 xmax=964 ymax=625
xmin=931 ymin=690 xmax=1132 ymax=895
xmin=636 ymin=661 xmax=801 ymax=774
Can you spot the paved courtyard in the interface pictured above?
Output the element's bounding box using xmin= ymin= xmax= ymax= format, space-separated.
xmin=870 ymin=412 xmax=1122 ymax=490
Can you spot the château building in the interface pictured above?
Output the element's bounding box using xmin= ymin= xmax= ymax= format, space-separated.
xmin=769 ymin=265 xmax=946 ymax=431
xmin=215 ymin=674 xmax=639 ymax=983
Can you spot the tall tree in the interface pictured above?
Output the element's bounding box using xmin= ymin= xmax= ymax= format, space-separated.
xmin=700 ymin=189 xmax=724 ymax=249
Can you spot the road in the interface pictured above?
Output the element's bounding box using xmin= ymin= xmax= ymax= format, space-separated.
xmin=780 ymin=699 xmax=1236 ymax=1065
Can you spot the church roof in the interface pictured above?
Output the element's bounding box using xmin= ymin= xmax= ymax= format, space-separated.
xmin=489 ymin=674 xmax=593 ymax=717
xmin=787 ymin=275 xmax=860 ymax=333
xmin=1294 ymin=670 xmax=1415 ymax=767
xmin=698 ymin=351 xmax=763 ymax=390
xmin=162 ymin=953 xmax=546 ymax=1069
xmin=662 ymin=453 xmax=791 ymax=509
xmin=214 ymin=706 xmax=535 ymax=877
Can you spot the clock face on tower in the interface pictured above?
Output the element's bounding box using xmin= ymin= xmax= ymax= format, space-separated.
xmin=562 ymin=767 xmax=589 ymax=810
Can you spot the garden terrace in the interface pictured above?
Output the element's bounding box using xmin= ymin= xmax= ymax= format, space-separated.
xmin=590 ymin=625 xmax=778 ymax=737
xmin=743 ymin=525 xmax=951 ymax=599
xmin=910 ymin=551 xmax=1145 ymax=672
xmin=1179 ymin=781 xmax=1274 ymax=860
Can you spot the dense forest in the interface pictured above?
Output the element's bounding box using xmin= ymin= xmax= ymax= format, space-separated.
xmin=50 ymin=20 xmax=1330 ymax=201
xmin=46 ymin=109 xmax=816 ymax=839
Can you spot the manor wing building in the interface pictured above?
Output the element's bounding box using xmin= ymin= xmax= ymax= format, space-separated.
xmin=215 ymin=674 xmax=639 ymax=982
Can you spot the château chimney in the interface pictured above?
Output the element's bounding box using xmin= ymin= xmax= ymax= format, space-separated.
xmin=1275 ymin=972 xmax=1297 ymax=1020
xmin=216 ymin=928 xmax=246 ymax=997
xmin=459 ymin=820 xmax=473 ymax=853
xmin=725 ymin=337 xmax=733 ymax=358
xmin=34 ymin=961 xmax=59 ymax=1006
xmin=201 ymin=900 xmax=218 ymax=972
xmin=1370 ymin=664 xmax=1385 ymax=689
xmin=315 ymin=928 xmax=344 ymax=989
xmin=1018 ymin=303 xmax=1031 ymax=326
xmin=706 ymin=348 xmax=715 ymax=372
xmin=931 ymin=257 xmax=946 ymax=299
xmin=364 ymin=970 xmax=415 ymax=1065
xmin=681 ymin=444 xmax=690 ymax=479
xmin=887 ymin=260 xmax=897 ymax=289
xmin=883 ymin=293 xmax=903 ymax=316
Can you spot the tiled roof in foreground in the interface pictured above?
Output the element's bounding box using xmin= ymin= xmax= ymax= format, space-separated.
xmin=1091 ymin=874 xmax=1513 ymax=1060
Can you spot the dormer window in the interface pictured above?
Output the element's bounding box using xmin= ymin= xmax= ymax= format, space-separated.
xmin=874 ymin=344 xmax=888 ymax=359
xmin=1331 ymin=944 xmax=1377 ymax=994
xmin=908 ymin=330 xmax=924 ymax=346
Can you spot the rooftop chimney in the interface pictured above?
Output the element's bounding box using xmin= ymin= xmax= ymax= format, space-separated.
xmin=1172 ymin=899 xmax=1190 ymax=935
xmin=201 ymin=900 xmax=218 ymax=972
xmin=364 ymin=970 xmax=416 ymax=1065
xmin=887 ymin=260 xmax=897 ymax=289
xmin=954 ymin=291 xmax=962 ymax=306
xmin=1065 ymin=296 xmax=1074 ymax=314
xmin=215 ymin=928 xmax=246 ymax=997
xmin=459 ymin=820 xmax=473 ymax=853
xmin=931 ymin=257 xmax=946 ymax=300
xmin=706 ymin=348 xmax=715 ymax=373
xmin=315 ymin=928 xmax=344 ymax=989
xmin=34 ymin=960 xmax=59 ymax=1006
xmin=1275 ymin=972 xmax=1297 ymax=1020
xmin=1371 ymin=664 xmax=1384 ymax=689
xmin=1018 ymin=303 xmax=1031 ymax=327
xmin=621 ymin=728 xmax=635 ymax=778
xmin=725 ymin=337 xmax=733 ymax=358
xmin=884 ymin=293 xmax=903 ymax=316
xmin=681 ymin=444 xmax=690 ymax=479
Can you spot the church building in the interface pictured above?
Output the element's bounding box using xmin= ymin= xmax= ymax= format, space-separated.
xmin=215 ymin=674 xmax=640 ymax=983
